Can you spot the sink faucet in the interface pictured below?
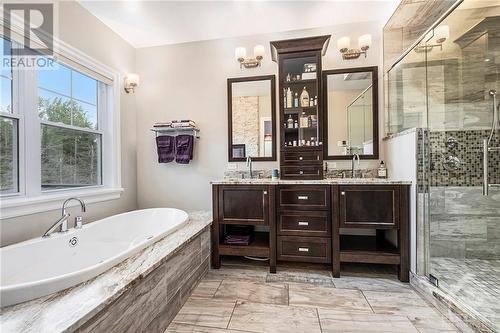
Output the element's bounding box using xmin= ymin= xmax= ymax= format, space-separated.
xmin=351 ymin=154 xmax=360 ymax=178
xmin=246 ymin=156 xmax=253 ymax=179
xmin=42 ymin=197 xmax=86 ymax=238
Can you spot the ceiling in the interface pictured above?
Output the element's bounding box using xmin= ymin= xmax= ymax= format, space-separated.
xmin=79 ymin=1 xmax=400 ymax=48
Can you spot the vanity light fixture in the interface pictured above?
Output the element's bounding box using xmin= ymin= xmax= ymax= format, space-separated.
xmin=337 ymin=34 xmax=371 ymax=60
xmin=414 ymin=25 xmax=449 ymax=53
xmin=124 ymin=73 xmax=140 ymax=93
xmin=235 ymin=45 xmax=265 ymax=69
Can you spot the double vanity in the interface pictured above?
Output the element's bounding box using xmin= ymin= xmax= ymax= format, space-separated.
xmin=211 ymin=179 xmax=410 ymax=282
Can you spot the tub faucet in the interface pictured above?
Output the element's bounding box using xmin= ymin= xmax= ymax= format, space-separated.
xmin=246 ymin=156 xmax=253 ymax=179
xmin=42 ymin=197 xmax=86 ymax=238
xmin=351 ymin=154 xmax=361 ymax=178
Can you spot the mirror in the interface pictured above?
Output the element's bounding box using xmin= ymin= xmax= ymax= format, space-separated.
xmin=228 ymin=75 xmax=276 ymax=161
xmin=322 ymin=66 xmax=378 ymax=159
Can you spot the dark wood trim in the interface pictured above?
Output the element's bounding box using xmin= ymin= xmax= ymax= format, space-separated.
xmin=227 ymin=75 xmax=277 ymax=162
xmin=331 ymin=185 xmax=340 ymax=277
xmin=269 ymin=185 xmax=277 ymax=273
xmin=211 ymin=184 xmax=220 ymax=269
xmin=322 ymin=66 xmax=379 ymax=160
xmin=270 ymin=35 xmax=331 ymax=62
xmin=398 ymin=185 xmax=410 ymax=282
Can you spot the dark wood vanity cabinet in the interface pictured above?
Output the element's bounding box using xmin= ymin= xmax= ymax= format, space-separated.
xmin=212 ymin=183 xmax=410 ymax=282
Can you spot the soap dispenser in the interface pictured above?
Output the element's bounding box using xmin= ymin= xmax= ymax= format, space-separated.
xmin=378 ymin=161 xmax=388 ymax=179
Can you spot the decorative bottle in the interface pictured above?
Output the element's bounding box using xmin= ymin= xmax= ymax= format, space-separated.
xmin=294 ymin=93 xmax=299 ymax=108
xmin=287 ymin=115 xmax=294 ymax=129
xmin=378 ymin=161 xmax=388 ymax=178
xmin=286 ymin=88 xmax=292 ymax=108
xmin=300 ymin=87 xmax=310 ymax=107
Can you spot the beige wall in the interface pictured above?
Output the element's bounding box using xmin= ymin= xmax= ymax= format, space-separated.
xmin=135 ymin=21 xmax=385 ymax=212
xmin=0 ymin=1 xmax=138 ymax=246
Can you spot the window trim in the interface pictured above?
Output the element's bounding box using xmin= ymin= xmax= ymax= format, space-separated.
xmin=0 ymin=22 xmax=123 ymax=219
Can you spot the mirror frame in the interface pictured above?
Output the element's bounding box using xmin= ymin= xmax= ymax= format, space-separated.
xmin=227 ymin=75 xmax=277 ymax=162
xmin=322 ymin=66 xmax=379 ymax=160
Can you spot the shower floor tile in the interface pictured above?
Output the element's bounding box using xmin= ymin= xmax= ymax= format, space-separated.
xmin=431 ymin=257 xmax=500 ymax=331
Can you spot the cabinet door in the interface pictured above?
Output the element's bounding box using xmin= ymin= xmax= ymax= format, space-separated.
xmin=218 ymin=185 xmax=269 ymax=225
xmin=339 ymin=185 xmax=400 ymax=229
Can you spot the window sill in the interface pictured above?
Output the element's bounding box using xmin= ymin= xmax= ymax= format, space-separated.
xmin=0 ymin=187 xmax=124 ymax=219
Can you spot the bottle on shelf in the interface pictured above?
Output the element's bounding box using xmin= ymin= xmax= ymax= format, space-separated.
xmin=294 ymin=119 xmax=298 ymax=129
xmin=287 ymin=115 xmax=294 ymax=129
xmin=286 ymin=88 xmax=292 ymax=108
xmin=300 ymin=112 xmax=308 ymax=128
xmin=294 ymin=93 xmax=299 ymax=108
xmin=283 ymin=88 xmax=287 ymax=107
xmin=286 ymin=73 xmax=291 ymax=82
xmin=300 ymin=87 xmax=310 ymax=107
xmin=314 ymin=96 xmax=318 ymax=106
xmin=378 ymin=161 xmax=388 ymax=178
xmin=308 ymin=115 xmax=312 ymax=128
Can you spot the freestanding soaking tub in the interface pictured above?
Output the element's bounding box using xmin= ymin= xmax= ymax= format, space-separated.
xmin=0 ymin=208 xmax=189 ymax=307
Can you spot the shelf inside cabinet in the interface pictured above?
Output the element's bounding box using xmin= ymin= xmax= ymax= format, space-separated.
xmin=339 ymin=235 xmax=400 ymax=265
xmin=284 ymin=106 xmax=317 ymax=115
xmin=283 ymin=79 xmax=317 ymax=85
xmin=219 ymin=231 xmax=270 ymax=257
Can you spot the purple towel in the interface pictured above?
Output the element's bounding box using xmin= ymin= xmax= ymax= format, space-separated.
xmin=224 ymin=235 xmax=251 ymax=246
xmin=156 ymin=135 xmax=175 ymax=163
xmin=175 ymin=134 xmax=194 ymax=164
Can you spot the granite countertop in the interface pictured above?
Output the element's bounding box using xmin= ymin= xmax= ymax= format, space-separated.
xmin=211 ymin=178 xmax=412 ymax=185
xmin=0 ymin=211 xmax=212 ymax=333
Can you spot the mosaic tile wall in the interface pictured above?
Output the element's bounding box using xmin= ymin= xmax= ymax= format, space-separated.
xmin=417 ymin=129 xmax=500 ymax=187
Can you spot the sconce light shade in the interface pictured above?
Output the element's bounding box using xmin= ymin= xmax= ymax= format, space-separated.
xmin=337 ymin=37 xmax=350 ymax=52
xmin=435 ymin=25 xmax=449 ymax=43
xmin=124 ymin=73 xmax=140 ymax=93
xmin=358 ymin=34 xmax=372 ymax=50
xmin=235 ymin=47 xmax=247 ymax=61
xmin=253 ymin=45 xmax=265 ymax=59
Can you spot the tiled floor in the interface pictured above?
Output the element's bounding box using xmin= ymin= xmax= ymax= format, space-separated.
xmin=165 ymin=259 xmax=460 ymax=333
xmin=431 ymin=257 xmax=500 ymax=331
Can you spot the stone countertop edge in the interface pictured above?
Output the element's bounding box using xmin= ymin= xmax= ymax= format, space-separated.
xmin=0 ymin=210 xmax=212 ymax=333
xmin=211 ymin=179 xmax=412 ymax=185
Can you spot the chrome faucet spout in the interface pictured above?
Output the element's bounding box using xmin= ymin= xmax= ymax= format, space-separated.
xmin=42 ymin=197 xmax=86 ymax=238
xmin=351 ymin=154 xmax=361 ymax=178
xmin=246 ymin=156 xmax=253 ymax=179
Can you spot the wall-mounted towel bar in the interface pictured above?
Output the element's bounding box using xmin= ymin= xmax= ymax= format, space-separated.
xmin=151 ymin=127 xmax=200 ymax=139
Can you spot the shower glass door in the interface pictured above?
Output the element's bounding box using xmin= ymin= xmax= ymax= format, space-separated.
xmin=425 ymin=1 xmax=500 ymax=331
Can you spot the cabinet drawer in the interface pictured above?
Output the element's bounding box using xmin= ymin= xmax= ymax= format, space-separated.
xmin=278 ymin=211 xmax=329 ymax=237
xmin=277 ymin=236 xmax=331 ymax=263
xmin=278 ymin=186 xmax=330 ymax=210
xmin=281 ymin=151 xmax=322 ymax=165
xmin=280 ymin=166 xmax=323 ymax=180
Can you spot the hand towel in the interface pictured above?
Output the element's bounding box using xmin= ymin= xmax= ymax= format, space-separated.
xmin=156 ymin=135 xmax=175 ymax=163
xmin=175 ymin=134 xmax=194 ymax=164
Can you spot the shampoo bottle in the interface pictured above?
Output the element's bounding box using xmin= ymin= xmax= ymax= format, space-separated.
xmin=300 ymin=87 xmax=310 ymax=107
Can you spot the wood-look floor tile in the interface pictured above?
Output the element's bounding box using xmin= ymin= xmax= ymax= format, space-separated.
xmin=362 ymin=290 xmax=439 ymax=317
xmin=318 ymin=308 xmax=419 ymax=333
xmin=333 ymin=276 xmax=411 ymax=292
xmin=205 ymin=267 xmax=268 ymax=282
xmin=214 ymin=280 xmax=288 ymax=305
xmin=407 ymin=314 xmax=459 ymax=333
xmin=228 ymin=300 xmax=321 ymax=333
xmin=172 ymin=298 xmax=236 ymax=329
xmin=165 ymin=322 xmax=252 ymax=333
xmin=191 ymin=280 xmax=222 ymax=298
xmin=288 ymin=284 xmax=372 ymax=313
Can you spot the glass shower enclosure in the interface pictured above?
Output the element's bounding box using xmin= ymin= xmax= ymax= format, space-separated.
xmin=387 ymin=0 xmax=500 ymax=331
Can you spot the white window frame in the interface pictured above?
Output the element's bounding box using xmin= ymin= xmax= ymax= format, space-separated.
xmin=0 ymin=24 xmax=123 ymax=219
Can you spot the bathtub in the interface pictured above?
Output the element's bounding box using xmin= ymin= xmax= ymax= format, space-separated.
xmin=0 ymin=208 xmax=189 ymax=307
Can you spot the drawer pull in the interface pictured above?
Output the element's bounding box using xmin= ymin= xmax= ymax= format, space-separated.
xmin=263 ymin=191 xmax=268 ymax=195
xmin=341 ymin=191 xmax=345 ymax=196
xmin=299 ymin=156 xmax=303 ymax=160
xmin=298 ymin=221 xmax=309 ymax=226
xmin=298 ymin=247 xmax=309 ymax=252
xmin=297 ymin=195 xmax=308 ymax=200
xmin=299 ymin=170 xmax=304 ymax=175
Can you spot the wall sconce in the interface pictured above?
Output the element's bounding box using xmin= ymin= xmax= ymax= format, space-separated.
xmin=124 ymin=73 xmax=140 ymax=93
xmin=337 ymin=34 xmax=371 ymax=60
xmin=414 ymin=25 xmax=449 ymax=53
xmin=235 ymin=45 xmax=265 ymax=69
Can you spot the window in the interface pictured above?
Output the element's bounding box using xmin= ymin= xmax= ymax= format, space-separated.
xmin=38 ymin=63 xmax=102 ymax=190
xmin=0 ymin=37 xmax=18 ymax=194
xmin=0 ymin=32 xmax=121 ymax=218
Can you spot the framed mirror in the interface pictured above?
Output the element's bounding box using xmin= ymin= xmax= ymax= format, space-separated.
xmin=228 ymin=75 xmax=276 ymax=161
xmin=322 ymin=66 xmax=378 ymax=159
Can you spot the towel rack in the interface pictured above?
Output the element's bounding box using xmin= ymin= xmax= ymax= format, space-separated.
xmin=151 ymin=127 xmax=200 ymax=139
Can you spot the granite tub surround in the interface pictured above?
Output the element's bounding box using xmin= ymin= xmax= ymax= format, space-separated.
xmin=165 ymin=259 xmax=460 ymax=333
xmin=0 ymin=211 xmax=212 ymax=333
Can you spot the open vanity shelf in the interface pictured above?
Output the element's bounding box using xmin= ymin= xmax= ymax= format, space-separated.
xmin=218 ymin=231 xmax=270 ymax=258
xmin=339 ymin=235 xmax=400 ymax=265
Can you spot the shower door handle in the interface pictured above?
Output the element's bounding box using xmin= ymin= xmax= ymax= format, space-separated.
xmin=483 ymin=139 xmax=489 ymax=196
